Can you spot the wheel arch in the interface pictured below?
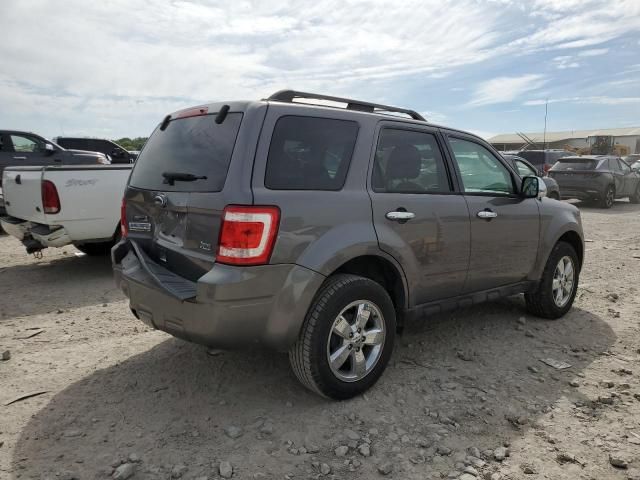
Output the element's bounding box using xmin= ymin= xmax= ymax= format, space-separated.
xmin=329 ymin=254 xmax=409 ymax=319
xmin=557 ymin=230 xmax=584 ymax=269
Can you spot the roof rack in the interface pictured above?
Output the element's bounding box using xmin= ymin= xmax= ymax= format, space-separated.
xmin=267 ymin=90 xmax=426 ymax=121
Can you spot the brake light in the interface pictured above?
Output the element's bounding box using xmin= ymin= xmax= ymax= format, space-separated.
xmin=217 ymin=206 xmax=280 ymax=266
xmin=175 ymin=106 xmax=209 ymax=119
xmin=41 ymin=180 xmax=60 ymax=214
xmin=120 ymin=198 xmax=128 ymax=237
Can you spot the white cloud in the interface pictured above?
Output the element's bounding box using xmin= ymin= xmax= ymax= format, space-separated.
xmin=469 ymin=75 xmax=547 ymax=107
xmin=578 ymin=48 xmax=609 ymax=56
xmin=524 ymin=96 xmax=640 ymax=106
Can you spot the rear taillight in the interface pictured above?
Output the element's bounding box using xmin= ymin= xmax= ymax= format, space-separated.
xmin=41 ymin=180 xmax=60 ymax=214
xmin=120 ymin=198 xmax=128 ymax=237
xmin=217 ymin=205 xmax=280 ymax=266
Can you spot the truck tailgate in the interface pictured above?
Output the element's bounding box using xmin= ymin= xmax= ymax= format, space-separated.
xmin=2 ymin=168 xmax=45 ymax=223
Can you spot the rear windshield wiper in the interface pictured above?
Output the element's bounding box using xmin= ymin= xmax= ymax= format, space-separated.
xmin=162 ymin=171 xmax=208 ymax=186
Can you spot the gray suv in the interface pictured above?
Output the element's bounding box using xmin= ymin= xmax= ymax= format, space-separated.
xmin=113 ymin=91 xmax=584 ymax=399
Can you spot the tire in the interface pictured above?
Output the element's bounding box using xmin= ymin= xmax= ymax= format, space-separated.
xmin=630 ymin=183 xmax=640 ymax=204
xmin=289 ymin=274 xmax=396 ymax=400
xmin=599 ymin=184 xmax=615 ymax=209
xmin=525 ymin=241 xmax=580 ymax=319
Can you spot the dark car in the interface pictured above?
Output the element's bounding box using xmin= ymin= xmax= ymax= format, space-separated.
xmin=0 ymin=130 xmax=109 ymax=215
xmin=53 ymin=137 xmax=136 ymax=164
xmin=502 ymin=154 xmax=561 ymax=200
xmin=113 ymin=90 xmax=584 ymax=399
xmin=548 ymin=156 xmax=640 ymax=208
xmin=515 ymin=149 xmax=574 ymax=174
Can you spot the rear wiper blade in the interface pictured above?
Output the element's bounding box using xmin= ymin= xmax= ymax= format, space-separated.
xmin=162 ymin=171 xmax=208 ymax=186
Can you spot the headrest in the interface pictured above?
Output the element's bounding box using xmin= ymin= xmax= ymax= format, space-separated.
xmin=386 ymin=145 xmax=421 ymax=180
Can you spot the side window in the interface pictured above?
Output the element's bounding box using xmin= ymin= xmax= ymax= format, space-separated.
xmin=515 ymin=159 xmax=536 ymax=177
xmin=372 ymin=129 xmax=450 ymax=193
xmin=10 ymin=135 xmax=43 ymax=153
xmin=611 ymin=159 xmax=623 ymax=173
xmin=265 ymin=116 xmax=358 ymax=190
xmin=449 ymin=137 xmax=515 ymax=195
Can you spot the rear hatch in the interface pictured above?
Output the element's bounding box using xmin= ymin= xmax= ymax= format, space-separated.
xmin=549 ymin=158 xmax=602 ymax=188
xmin=1 ymin=167 xmax=46 ymax=223
xmin=123 ymin=106 xmax=245 ymax=281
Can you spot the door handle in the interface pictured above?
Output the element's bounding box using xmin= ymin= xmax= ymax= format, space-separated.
xmin=477 ymin=209 xmax=498 ymax=220
xmin=386 ymin=210 xmax=415 ymax=221
xmin=13 ymin=156 xmax=27 ymax=160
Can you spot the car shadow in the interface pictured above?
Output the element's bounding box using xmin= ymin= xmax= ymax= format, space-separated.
xmin=10 ymin=297 xmax=615 ymax=479
xmin=0 ymin=252 xmax=121 ymax=320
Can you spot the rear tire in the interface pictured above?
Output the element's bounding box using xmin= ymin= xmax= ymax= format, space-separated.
xmin=599 ymin=185 xmax=615 ymax=209
xmin=630 ymin=184 xmax=640 ymax=204
xmin=289 ymin=274 xmax=396 ymax=399
xmin=525 ymin=241 xmax=579 ymax=319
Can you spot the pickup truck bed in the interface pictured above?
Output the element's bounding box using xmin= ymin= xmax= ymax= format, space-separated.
xmin=1 ymin=165 xmax=131 ymax=254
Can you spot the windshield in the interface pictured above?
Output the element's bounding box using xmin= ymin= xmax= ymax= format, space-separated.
xmin=129 ymin=112 xmax=242 ymax=192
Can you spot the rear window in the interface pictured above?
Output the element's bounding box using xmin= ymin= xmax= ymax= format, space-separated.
xmin=551 ymin=158 xmax=599 ymax=171
xmin=265 ymin=116 xmax=358 ymax=190
xmin=129 ymin=112 xmax=242 ymax=192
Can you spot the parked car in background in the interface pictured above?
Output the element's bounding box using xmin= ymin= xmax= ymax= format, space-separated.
xmin=630 ymin=159 xmax=640 ymax=172
xmin=0 ymin=130 xmax=110 ymax=215
xmin=113 ymin=90 xmax=584 ymax=399
xmin=548 ymin=156 xmax=640 ymax=208
xmin=502 ymin=154 xmax=561 ymax=200
xmin=1 ymin=164 xmax=131 ymax=255
xmin=513 ymin=149 xmax=574 ymax=174
xmin=622 ymin=154 xmax=640 ymax=167
xmin=53 ymin=137 xmax=136 ymax=164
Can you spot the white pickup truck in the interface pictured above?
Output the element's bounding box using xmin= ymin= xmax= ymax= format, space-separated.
xmin=0 ymin=165 xmax=131 ymax=255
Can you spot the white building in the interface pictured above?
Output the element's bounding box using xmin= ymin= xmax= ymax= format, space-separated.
xmin=489 ymin=126 xmax=640 ymax=153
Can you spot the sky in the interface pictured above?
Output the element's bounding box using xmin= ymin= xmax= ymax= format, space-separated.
xmin=0 ymin=0 xmax=639 ymax=141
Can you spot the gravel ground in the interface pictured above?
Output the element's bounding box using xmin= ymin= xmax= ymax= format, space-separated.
xmin=1 ymin=201 xmax=640 ymax=480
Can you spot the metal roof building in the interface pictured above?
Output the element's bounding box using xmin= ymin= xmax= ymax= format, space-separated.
xmin=489 ymin=126 xmax=640 ymax=153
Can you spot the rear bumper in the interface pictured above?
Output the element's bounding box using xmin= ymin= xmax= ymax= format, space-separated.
xmin=559 ymin=188 xmax=603 ymax=201
xmin=0 ymin=217 xmax=71 ymax=247
xmin=112 ymin=239 xmax=326 ymax=351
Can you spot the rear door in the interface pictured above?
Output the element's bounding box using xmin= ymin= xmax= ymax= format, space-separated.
xmin=610 ymin=159 xmax=627 ymax=196
xmin=444 ymin=134 xmax=540 ymax=293
xmin=369 ymin=124 xmax=471 ymax=304
xmin=123 ymin=105 xmax=250 ymax=281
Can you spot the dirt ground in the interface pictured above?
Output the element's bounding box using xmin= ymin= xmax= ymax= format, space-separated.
xmin=1 ymin=201 xmax=640 ymax=480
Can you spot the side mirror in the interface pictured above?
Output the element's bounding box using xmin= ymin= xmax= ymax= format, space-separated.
xmin=44 ymin=143 xmax=56 ymax=155
xmin=521 ymin=176 xmax=546 ymax=199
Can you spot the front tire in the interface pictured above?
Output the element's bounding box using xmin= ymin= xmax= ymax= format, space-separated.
xmin=525 ymin=241 xmax=579 ymax=319
xmin=600 ymin=185 xmax=615 ymax=208
xmin=289 ymin=274 xmax=396 ymax=399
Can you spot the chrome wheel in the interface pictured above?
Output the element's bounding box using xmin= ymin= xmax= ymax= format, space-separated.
xmin=605 ymin=186 xmax=614 ymax=207
xmin=552 ymin=256 xmax=575 ymax=308
xmin=327 ymin=300 xmax=385 ymax=382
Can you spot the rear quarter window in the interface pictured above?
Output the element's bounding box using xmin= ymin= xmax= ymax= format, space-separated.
xmin=265 ymin=116 xmax=359 ymax=190
xmin=129 ymin=112 xmax=243 ymax=192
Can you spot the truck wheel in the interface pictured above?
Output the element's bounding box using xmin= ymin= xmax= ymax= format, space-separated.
xmin=289 ymin=274 xmax=396 ymax=399
xmin=525 ymin=241 xmax=579 ymax=319
xmin=74 ymin=240 xmax=115 ymax=256
xmin=630 ymin=184 xmax=640 ymax=204
xmin=600 ymin=185 xmax=615 ymax=208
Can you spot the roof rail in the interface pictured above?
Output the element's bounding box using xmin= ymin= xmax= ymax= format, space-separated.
xmin=267 ymin=90 xmax=426 ymax=121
